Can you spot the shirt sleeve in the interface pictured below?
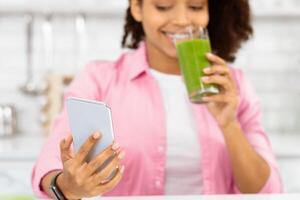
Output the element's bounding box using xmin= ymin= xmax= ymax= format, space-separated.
xmin=232 ymin=69 xmax=283 ymax=194
xmin=31 ymin=61 xmax=111 ymax=198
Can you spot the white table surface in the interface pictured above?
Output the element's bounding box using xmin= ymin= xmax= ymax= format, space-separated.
xmin=85 ymin=194 xmax=300 ymax=200
xmin=88 ymin=194 xmax=300 ymax=200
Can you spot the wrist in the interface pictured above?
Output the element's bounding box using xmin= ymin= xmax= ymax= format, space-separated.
xmin=220 ymin=119 xmax=241 ymax=135
xmin=56 ymin=173 xmax=78 ymax=200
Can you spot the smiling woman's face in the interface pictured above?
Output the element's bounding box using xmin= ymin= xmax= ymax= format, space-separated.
xmin=130 ymin=0 xmax=209 ymax=58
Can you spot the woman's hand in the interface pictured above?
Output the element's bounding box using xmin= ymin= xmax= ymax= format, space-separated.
xmin=57 ymin=132 xmax=125 ymax=199
xmin=201 ymin=53 xmax=240 ymax=129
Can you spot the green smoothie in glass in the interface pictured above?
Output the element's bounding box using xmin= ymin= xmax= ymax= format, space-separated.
xmin=174 ymin=27 xmax=219 ymax=103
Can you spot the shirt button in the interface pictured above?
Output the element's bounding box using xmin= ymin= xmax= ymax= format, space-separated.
xmin=157 ymin=166 xmax=164 ymax=171
xmin=155 ymin=180 xmax=161 ymax=188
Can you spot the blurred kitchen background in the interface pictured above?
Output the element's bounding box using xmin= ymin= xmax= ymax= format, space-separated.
xmin=0 ymin=0 xmax=299 ymax=196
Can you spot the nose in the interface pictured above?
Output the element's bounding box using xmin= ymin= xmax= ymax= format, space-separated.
xmin=172 ymin=5 xmax=191 ymax=27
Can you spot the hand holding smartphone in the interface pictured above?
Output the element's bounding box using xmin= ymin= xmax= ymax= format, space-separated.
xmin=51 ymin=97 xmax=123 ymax=199
xmin=66 ymin=97 xmax=115 ymax=162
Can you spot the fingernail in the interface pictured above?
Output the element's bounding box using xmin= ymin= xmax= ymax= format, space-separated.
xmin=112 ymin=142 xmax=120 ymax=150
xmin=120 ymin=165 xmax=125 ymax=174
xmin=207 ymin=52 xmax=214 ymax=57
xmin=201 ymin=76 xmax=209 ymax=82
xmin=118 ymin=151 xmax=125 ymax=160
xmin=203 ymin=68 xmax=211 ymax=73
xmin=93 ymin=132 xmax=100 ymax=139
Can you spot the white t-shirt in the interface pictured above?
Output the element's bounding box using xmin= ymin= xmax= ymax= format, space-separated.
xmin=150 ymin=68 xmax=202 ymax=195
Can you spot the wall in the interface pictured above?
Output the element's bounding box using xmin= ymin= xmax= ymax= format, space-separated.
xmin=0 ymin=1 xmax=126 ymax=135
xmin=0 ymin=0 xmax=299 ymax=136
xmin=0 ymin=0 xmax=300 ymax=194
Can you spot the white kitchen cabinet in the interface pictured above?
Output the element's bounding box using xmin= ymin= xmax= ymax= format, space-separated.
xmin=0 ymin=0 xmax=128 ymax=15
xmin=0 ymin=161 xmax=34 ymax=195
xmin=0 ymin=135 xmax=45 ymax=196
xmin=277 ymin=157 xmax=300 ymax=193
xmin=270 ymin=135 xmax=300 ymax=193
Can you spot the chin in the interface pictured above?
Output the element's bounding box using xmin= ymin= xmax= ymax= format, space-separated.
xmin=166 ymin=47 xmax=178 ymax=59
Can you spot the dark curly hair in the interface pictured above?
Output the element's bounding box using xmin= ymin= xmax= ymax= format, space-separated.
xmin=121 ymin=0 xmax=253 ymax=62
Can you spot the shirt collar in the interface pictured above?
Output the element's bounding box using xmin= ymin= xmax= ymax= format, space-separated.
xmin=127 ymin=42 xmax=150 ymax=81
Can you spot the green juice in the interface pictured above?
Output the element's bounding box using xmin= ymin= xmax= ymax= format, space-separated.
xmin=176 ymin=39 xmax=219 ymax=103
xmin=0 ymin=195 xmax=35 ymax=200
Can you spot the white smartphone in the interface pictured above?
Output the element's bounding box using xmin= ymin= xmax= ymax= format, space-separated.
xmin=66 ymin=97 xmax=115 ymax=162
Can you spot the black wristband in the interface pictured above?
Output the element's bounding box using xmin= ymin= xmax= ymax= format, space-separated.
xmin=50 ymin=171 xmax=67 ymax=200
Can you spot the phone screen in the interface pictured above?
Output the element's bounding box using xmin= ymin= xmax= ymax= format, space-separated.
xmin=66 ymin=97 xmax=115 ymax=161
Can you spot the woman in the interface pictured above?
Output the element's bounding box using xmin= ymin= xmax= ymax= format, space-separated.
xmin=32 ymin=0 xmax=282 ymax=199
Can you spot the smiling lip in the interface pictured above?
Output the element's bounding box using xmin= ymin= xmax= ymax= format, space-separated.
xmin=162 ymin=31 xmax=190 ymax=41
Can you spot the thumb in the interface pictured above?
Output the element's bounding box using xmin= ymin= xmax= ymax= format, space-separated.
xmin=60 ymin=134 xmax=74 ymax=163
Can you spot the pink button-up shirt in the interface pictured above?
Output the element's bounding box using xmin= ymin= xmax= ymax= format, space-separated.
xmin=32 ymin=42 xmax=282 ymax=198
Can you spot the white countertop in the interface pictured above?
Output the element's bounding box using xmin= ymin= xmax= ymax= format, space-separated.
xmin=85 ymin=194 xmax=300 ymax=200
xmin=269 ymin=135 xmax=300 ymax=158
xmin=0 ymin=134 xmax=46 ymax=160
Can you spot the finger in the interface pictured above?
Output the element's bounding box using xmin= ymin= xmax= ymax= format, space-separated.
xmin=91 ymin=165 xmax=125 ymax=196
xmin=60 ymin=134 xmax=73 ymax=151
xmin=202 ymin=94 xmax=233 ymax=103
xmin=202 ymin=75 xmax=232 ymax=91
xmin=111 ymin=141 xmax=121 ymax=151
xmin=203 ymin=65 xmax=230 ymax=76
xmin=73 ymin=162 xmax=89 ymax=186
xmin=91 ymin=151 xmax=125 ymax=186
xmin=99 ymin=151 xmax=124 ymax=183
xmin=206 ymin=53 xmax=226 ymax=65
xmin=75 ymin=132 xmax=102 ymax=163
xmin=86 ymin=145 xmax=121 ymax=177
xmin=60 ymin=134 xmax=74 ymax=163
